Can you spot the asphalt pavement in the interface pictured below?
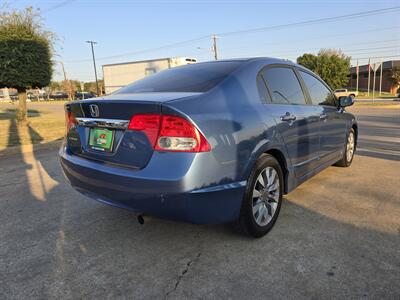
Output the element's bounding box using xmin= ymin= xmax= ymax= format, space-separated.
xmin=0 ymin=105 xmax=399 ymax=299
xmin=348 ymin=105 xmax=400 ymax=161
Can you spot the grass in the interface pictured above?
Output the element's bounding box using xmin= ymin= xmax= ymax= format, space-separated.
xmin=355 ymin=91 xmax=398 ymax=99
xmin=0 ymin=99 xmax=398 ymax=150
xmin=0 ymin=106 xmax=65 ymax=150
xmin=353 ymin=101 xmax=400 ymax=108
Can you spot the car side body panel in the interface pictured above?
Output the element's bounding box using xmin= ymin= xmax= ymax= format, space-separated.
xmin=60 ymin=58 xmax=357 ymax=224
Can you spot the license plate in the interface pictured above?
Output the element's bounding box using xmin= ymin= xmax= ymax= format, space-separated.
xmin=88 ymin=128 xmax=114 ymax=152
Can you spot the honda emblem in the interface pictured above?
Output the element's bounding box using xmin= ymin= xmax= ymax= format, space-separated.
xmin=89 ymin=104 xmax=99 ymax=117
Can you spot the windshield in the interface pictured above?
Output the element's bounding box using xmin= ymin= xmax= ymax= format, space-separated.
xmin=115 ymin=61 xmax=242 ymax=93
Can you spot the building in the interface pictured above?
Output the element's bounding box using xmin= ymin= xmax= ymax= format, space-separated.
xmin=348 ymin=60 xmax=400 ymax=94
xmin=102 ymin=57 xmax=197 ymax=94
xmin=0 ymin=87 xmax=18 ymax=101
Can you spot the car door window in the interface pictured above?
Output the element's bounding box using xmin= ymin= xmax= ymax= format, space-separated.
xmin=256 ymin=74 xmax=271 ymax=103
xmin=261 ymin=67 xmax=306 ymax=105
xmin=299 ymin=70 xmax=337 ymax=106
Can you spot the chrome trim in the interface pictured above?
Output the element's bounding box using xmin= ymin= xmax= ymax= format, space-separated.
xmin=75 ymin=118 xmax=129 ymax=129
xmin=89 ymin=104 xmax=100 ymax=117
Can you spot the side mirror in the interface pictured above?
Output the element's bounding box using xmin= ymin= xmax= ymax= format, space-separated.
xmin=339 ymin=96 xmax=354 ymax=108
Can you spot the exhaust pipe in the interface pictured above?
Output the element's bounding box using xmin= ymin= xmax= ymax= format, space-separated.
xmin=137 ymin=214 xmax=144 ymax=225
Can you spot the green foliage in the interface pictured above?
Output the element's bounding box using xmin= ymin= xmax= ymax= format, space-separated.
xmin=390 ymin=66 xmax=400 ymax=85
xmin=50 ymin=79 xmax=105 ymax=96
xmin=84 ymin=80 xmax=104 ymax=94
xmin=0 ymin=6 xmax=54 ymax=91
xmin=297 ymin=49 xmax=351 ymax=90
xmin=49 ymin=81 xmax=61 ymax=91
xmin=296 ymin=53 xmax=318 ymax=71
xmin=71 ymin=80 xmax=82 ymax=92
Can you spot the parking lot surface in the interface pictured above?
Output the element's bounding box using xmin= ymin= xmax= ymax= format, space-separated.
xmin=1 ymin=105 xmax=399 ymax=299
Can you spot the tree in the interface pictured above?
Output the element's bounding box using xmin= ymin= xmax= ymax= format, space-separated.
xmin=84 ymin=80 xmax=104 ymax=95
xmin=0 ymin=6 xmax=54 ymax=122
xmin=297 ymin=49 xmax=351 ymax=90
xmin=389 ymin=66 xmax=400 ymax=94
xmin=70 ymin=80 xmax=82 ymax=92
xmin=296 ymin=53 xmax=318 ymax=72
xmin=61 ymin=79 xmax=76 ymax=98
xmin=49 ymin=81 xmax=61 ymax=92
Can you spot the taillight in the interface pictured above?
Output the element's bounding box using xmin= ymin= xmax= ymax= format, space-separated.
xmin=128 ymin=114 xmax=211 ymax=152
xmin=155 ymin=115 xmax=211 ymax=152
xmin=65 ymin=110 xmax=77 ymax=132
xmin=128 ymin=114 xmax=161 ymax=147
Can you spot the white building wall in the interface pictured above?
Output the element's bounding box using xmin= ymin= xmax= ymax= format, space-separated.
xmin=103 ymin=57 xmax=196 ymax=94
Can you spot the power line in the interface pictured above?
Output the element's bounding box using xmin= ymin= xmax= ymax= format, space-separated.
xmin=62 ymin=7 xmax=400 ymax=64
xmin=344 ymin=48 xmax=400 ymax=56
xmin=64 ymin=36 xmax=210 ymax=63
xmin=351 ymin=55 xmax=399 ymax=60
xmin=219 ymin=6 xmax=400 ymax=36
xmin=221 ymin=27 xmax=400 ymax=53
xmin=227 ymin=39 xmax=400 ymax=57
xmin=42 ymin=0 xmax=77 ymax=13
xmin=217 ymin=6 xmax=400 ymax=37
xmin=228 ymin=45 xmax=400 ymax=59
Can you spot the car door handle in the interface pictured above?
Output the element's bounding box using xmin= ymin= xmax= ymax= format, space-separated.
xmin=320 ymin=113 xmax=327 ymax=120
xmin=280 ymin=112 xmax=297 ymax=122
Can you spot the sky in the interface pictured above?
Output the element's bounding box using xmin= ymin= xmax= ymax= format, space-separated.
xmin=6 ymin=0 xmax=400 ymax=82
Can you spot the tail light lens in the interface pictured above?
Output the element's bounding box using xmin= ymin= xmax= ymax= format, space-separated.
xmin=65 ymin=110 xmax=77 ymax=133
xmin=128 ymin=114 xmax=211 ymax=152
xmin=128 ymin=114 xmax=161 ymax=147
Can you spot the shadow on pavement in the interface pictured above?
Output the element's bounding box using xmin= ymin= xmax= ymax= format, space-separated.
xmin=353 ymin=107 xmax=400 ymax=161
xmin=7 ymin=118 xmax=20 ymax=147
xmin=0 ymin=105 xmax=399 ymax=298
xmin=1 ymin=137 xmax=399 ymax=299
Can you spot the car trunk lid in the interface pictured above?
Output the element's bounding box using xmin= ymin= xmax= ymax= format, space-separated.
xmin=65 ymin=99 xmax=160 ymax=170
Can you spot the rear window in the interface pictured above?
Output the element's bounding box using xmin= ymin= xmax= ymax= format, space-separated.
xmin=115 ymin=61 xmax=241 ymax=93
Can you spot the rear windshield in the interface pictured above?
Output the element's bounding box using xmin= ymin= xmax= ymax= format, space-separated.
xmin=115 ymin=61 xmax=241 ymax=93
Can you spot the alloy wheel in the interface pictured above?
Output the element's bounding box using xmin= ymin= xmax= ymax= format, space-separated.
xmin=346 ymin=131 xmax=355 ymax=162
xmin=252 ymin=167 xmax=280 ymax=226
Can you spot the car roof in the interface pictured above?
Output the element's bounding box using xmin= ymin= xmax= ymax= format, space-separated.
xmin=193 ymin=57 xmax=298 ymax=67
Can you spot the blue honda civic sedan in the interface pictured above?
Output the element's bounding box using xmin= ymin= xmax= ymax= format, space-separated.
xmin=60 ymin=58 xmax=357 ymax=237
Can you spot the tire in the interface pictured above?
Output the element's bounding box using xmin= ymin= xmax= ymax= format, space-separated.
xmin=237 ymin=154 xmax=284 ymax=238
xmin=335 ymin=128 xmax=356 ymax=167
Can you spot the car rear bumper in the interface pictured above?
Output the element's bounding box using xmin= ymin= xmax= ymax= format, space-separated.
xmin=59 ymin=146 xmax=245 ymax=224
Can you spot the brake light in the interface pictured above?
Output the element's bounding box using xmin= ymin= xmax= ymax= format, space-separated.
xmin=128 ymin=114 xmax=161 ymax=146
xmin=65 ymin=110 xmax=77 ymax=132
xmin=128 ymin=114 xmax=211 ymax=152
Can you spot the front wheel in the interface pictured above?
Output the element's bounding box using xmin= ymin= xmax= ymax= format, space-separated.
xmin=237 ymin=154 xmax=283 ymax=238
xmin=335 ymin=128 xmax=356 ymax=167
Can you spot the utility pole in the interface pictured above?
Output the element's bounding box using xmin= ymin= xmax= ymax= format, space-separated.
xmin=372 ymin=63 xmax=377 ymax=102
xmin=379 ymin=59 xmax=383 ymax=96
xmin=356 ymin=59 xmax=359 ymax=93
xmin=60 ymin=61 xmax=72 ymax=101
xmin=86 ymin=40 xmax=100 ymax=95
xmin=367 ymin=58 xmax=371 ymax=97
xmin=211 ymin=35 xmax=219 ymax=60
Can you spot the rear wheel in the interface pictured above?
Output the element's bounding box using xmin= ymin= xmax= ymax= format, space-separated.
xmin=335 ymin=128 xmax=356 ymax=167
xmin=237 ymin=154 xmax=283 ymax=238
